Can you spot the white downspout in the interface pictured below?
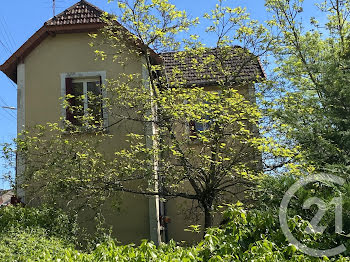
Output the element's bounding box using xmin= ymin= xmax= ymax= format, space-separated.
xmin=16 ymin=63 xmax=25 ymax=201
xmin=142 ymin=57 xmax=161 ymax=245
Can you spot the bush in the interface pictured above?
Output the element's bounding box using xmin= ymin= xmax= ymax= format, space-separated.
xmin=198 ymin=203 xmax=324 ymax=261
xmin=0 ymin=228 xmax=75 ymax=262
xmin=1 ymin=204 xmax=350 ymax=261
xmin=0 ymin=205 xmax=78 ymax=243
xmin=252 ymin=174 xmax=350 ymax=257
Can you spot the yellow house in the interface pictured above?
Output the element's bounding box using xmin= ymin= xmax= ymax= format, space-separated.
xmin=0 ymin=0 xmax=265 ymax=244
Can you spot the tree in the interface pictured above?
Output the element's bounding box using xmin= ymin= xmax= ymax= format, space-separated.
xmin=252 ymin=1 xmax=350 ymax=253
xmin=3 ymin=0 xmax=290 ymax=232
xmin=265 ymin=0 xmax=350 ymax=173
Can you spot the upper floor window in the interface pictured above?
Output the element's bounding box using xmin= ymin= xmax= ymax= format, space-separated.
xmin=188 ymin=98 xmax=215 ymax=139
xmin=189 ymin=116 xmax=211 ymax=138
xmin=61 ymin=71 xmax=107 ymax=129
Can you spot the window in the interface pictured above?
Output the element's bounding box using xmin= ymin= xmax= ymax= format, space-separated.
xmin=61 ymin=71 xmax=107 ymax=129
xmin=189 ymin=117 xmax=211 ymax=138
xmin=188 ymin=91 xmax=220 ymax=138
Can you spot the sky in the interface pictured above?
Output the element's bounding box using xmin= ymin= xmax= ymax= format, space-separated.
xmin=0 ymin=0 xmax=321 ymax=189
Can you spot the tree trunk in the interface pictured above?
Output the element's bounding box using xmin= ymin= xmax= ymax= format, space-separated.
xmin=204 ymin=205 xmax=213 ymax=230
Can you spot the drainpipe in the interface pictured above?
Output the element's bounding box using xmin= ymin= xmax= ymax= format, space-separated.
xmin=142 ymin=57 xmax=162 ymax=245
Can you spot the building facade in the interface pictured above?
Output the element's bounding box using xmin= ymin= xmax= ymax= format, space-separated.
xmin=0 ymin=0 xmax=265 ymax=244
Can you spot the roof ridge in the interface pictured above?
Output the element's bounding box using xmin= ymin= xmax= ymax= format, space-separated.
xmin=0 ymin=0 xmax=160 ymax=83
xmin=46 ymin=1 xmax=81 ymax=24
xmin=79 ymin=0 xmax=105 ymax=14
xmin=45 ymin=0 xmax=104 ymax=26
xmin=160 ymin=46 xmax=244 ymax=55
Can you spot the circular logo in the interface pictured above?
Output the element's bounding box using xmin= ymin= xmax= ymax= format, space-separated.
xmin=279 ymin=173 xmax=346 ymax=257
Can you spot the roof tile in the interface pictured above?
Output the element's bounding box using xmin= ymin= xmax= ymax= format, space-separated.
xmin=161 ymin=47 xmax=265 ymax=87
xmin=46 ymin=0 xmax=104 ymax=26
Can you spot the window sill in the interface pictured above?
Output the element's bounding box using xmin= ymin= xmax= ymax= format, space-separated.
xmin=63 ymin=125 xmax=109 ymax=136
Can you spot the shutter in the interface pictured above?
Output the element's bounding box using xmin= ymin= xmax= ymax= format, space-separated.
xmin=65 ymin=77 xmax=75 ymax=124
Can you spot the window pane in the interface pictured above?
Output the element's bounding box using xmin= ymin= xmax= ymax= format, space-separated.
xmin=87 ymin=81 xmax=102 ymax=125
xmin=71 ymin=82 xmax=84 ymax=126
xmin=87 ymin=81 xmax=101 ymax=96
xmin=72 ymin=82 xmax=84 ymax=96
xmin=195 ymin=122 xmax=205 ymax=132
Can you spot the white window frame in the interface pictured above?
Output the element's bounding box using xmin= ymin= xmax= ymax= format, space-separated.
xmin=60 ymin=71 xmax=108 ymax=129
xmin=71 ymin=77 xmax=100 ymax=116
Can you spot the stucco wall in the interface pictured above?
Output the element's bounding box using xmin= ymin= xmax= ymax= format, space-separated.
xmin=23 ymin=32 xmax=150 ymax=244
xmin=22 ymin=31 xmax=258 ymax=244
xmin=164 ymin=84 xmax=258 ymax=243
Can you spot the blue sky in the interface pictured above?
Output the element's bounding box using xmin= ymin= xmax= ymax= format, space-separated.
xmin=0 ymin=0 xmax=320 ymax=189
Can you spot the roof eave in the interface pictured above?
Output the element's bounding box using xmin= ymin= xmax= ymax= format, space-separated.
xmin=0 ymin=23 xmax=108 ymax=84
xmin=0 ymin=22 xmax=162 ymax=83
xmin=257 ymin=56 xmax=267 ymax=80
xmin=0 ymin=25 xmax=48 ymax=83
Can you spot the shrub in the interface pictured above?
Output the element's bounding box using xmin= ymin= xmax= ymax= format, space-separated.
xmin=0 ymin=205 xmax=78 ymax=243
xmin=0 ymin=228 xmax=76 ymax=261
xmin=1 ymin=204 xmax=350 ymax=261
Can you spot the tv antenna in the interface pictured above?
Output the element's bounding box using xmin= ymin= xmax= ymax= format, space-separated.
xmin=1 ymin=106 xmax=16 ymax=110
xmin=53 ymin=0 xmax=56 ymax=17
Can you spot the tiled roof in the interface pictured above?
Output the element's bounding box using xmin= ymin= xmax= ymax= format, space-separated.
xmin=161 ymin=47 xmax=265 ymax=86
xmin=46 ymin=0 xmax=104 ymax=26
xmin=0 ymin=1 xmax=161 ymax=83
xmin=0 ymin=1 xmax=264 ymax=85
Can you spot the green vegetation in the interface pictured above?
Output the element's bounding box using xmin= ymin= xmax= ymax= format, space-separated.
xmin=8 ymin=0 xmax=278 ymax=231
xmin=0 ymin=205 xmax=78 ymax=242
xmin=2 ymin=204 xmax=350 ymax=261
xmin=3 ymin=0 xmax=350 ymax=260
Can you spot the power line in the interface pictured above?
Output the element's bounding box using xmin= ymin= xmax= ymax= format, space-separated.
xmin=0 ymin=17 xmax=16 ymax=51
xmin=5 ymin=78 xmax=16 ymax=89
xmin=0 ymin=107 xmax=14 ymax=121
xmin=0 ymin=16 xmax=17 ymax=122
xmin=0 ymin=39 xmax=11 ymax=55
xmin=0 ymin=16 xmax=17 ymax=121
xmin=0 ymin=18 xmax=15 ymax=52
xmin=0 ymin=104 xmax=15 ymax=119
xmin=0 ymin=109 xmax=15 ymax=120
xmin=0 ymin=17 xmax=14 ymax=55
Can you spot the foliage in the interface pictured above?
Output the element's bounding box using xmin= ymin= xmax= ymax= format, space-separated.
xmin=0 ymin=0 xmax=293 ymax=232
xmin=91 ymin=0 xmax=275 ymax=231
xmin=11 ymin=124 xmax=118 ymax=210
xmin=2 ymin=0 xmax=350 ymax=260
xmin=257 ymin=1 xmax=350 ymax=256
xmin=265 ymin=0 xmax=350 ymax=171
xmin=0 ymin=206 xmax=80 ymax=261
xmin=0 ymin=228 xmax=73 ymax=262
xmin=1 ymin=204 xmax=350 ymax=261
xmin=0 ymin=206 xmax=78 ymax=243
xmin=252 ymin=174 xmax=350 ymax=257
